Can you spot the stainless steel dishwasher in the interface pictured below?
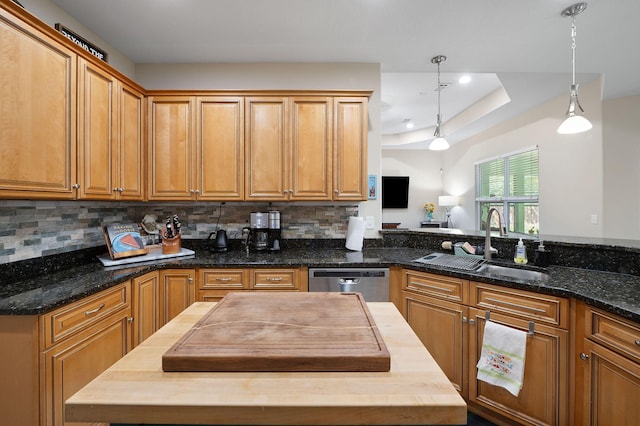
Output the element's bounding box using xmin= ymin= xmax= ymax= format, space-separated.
xmin=308 ymin=268 xmax=390 ymax=302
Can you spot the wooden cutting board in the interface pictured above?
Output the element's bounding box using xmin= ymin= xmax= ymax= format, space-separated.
xmin=162 ymin=292 xmax=390 ymax=372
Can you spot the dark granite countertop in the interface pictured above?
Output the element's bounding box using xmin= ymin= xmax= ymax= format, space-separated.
xmin=1 ymin=246 xmax=640 ymax=324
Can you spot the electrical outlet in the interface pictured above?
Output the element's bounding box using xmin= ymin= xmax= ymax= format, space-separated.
xmin=591 ymin=214 xmax=598 ymax=224
xmin=365 ymin=216 xmax=374 ymax=230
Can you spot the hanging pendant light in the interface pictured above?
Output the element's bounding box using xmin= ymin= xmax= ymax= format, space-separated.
xmin=557 ymin=2 xmax=592 ymax=135
xmin=429 ymin=55 xmax=450 ymax=150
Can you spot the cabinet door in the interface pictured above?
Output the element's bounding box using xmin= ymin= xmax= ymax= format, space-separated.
xmin=580 ymin=339 xmax=640 ymax=426
xmin=131 ymin=272 xmax=160 ymax=347
xmin=148 ymin=96 xmax=195 ymax=200
xmin=197 ymin=96 xmax=244 ymax=200
xmin=333 ymin=97 xmax=368 ymax=201
xmin=403 ymin=291 xmax=467 ymax=394
xmin=0 ymin=10 xmax=77 ymax=199
xmin=117 ymin=82 xmax=145 ymax=200
xmin=289 ymin=97 xmax=333 ymax=200
xmin=42 ymin=310 xmax=131 ymax=426
xmin=77 ymin=58 xmax=117 ymax=199
xmin=245 ymin=97 xmax=288 ymax=200
xmin=160 ymin=269 xmax=195 ymax=325
xmin=468 ymin=308 xmax=569 ymax=426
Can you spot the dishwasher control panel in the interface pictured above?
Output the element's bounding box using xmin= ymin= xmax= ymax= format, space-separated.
xmin=308 ymin=268 xmax=390 ymax=302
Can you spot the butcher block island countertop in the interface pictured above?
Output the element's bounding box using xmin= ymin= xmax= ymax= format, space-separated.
xmin=65 ymin=299 xmax=467 ymax=425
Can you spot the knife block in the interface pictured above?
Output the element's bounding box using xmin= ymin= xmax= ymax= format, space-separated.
xmin=162 ymin=234 xmax=181 ymax=254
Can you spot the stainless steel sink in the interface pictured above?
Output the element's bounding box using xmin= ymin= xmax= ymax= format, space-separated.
xmin=477 ymin=264 xmax=549 ymax=282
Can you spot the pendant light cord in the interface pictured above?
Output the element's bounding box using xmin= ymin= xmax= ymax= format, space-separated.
xmin=571 ymin=18 xmax=577 ymax=86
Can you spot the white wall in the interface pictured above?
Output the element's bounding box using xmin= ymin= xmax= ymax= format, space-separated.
xmin=603 ymin=95 xmax=640 ymax=240
xmin=19 ymin=0 xmax=136 ymax=77
xmin=136 ymin=62 xmax=383 ymax=238
xmin=382 ymin=78 xmax=614 ymax=240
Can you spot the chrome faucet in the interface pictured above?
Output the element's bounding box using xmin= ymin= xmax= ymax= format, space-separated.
xmin=484 ymin=207 xmax=507 ymax=260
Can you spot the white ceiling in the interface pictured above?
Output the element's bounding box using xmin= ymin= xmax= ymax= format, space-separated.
xmin=50 ymin=0 xmax=640 ymax=148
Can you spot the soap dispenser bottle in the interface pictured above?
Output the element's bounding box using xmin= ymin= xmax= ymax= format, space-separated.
xmin=514 ymin=238 xmax=528 ymax=264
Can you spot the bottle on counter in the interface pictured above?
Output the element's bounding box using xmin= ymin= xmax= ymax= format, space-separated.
xmin=514 ymin=238 xmax=528 ymax=264
xmin=535 ymin=240 xmax=551 ymax=267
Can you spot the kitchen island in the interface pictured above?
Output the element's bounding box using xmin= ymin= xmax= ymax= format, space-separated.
xmin=65 ymin=301 xmax=467 ymax=425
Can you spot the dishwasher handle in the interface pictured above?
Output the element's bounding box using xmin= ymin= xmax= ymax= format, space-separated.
xmin=339 ymin=277 xmax=360 ymax=292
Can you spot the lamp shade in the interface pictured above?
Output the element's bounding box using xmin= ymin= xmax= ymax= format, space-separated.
xmin=438 ymin=195 xmax=459 ymax=207
xmin=429 ymin=137 xmax=450 ymax=151
xmin=557 ymin=114 xmax=592 ymax=134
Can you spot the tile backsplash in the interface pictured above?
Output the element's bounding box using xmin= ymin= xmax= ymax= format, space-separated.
xmin=0 ymin=200 xmax=359 ymax=264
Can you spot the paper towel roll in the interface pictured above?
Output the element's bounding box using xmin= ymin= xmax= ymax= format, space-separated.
xmin=345 ymin=216 xmax=365 ymax=251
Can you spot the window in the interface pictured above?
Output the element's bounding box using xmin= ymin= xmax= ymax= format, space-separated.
xmin=476 ymin=148 xmax=539 ymax=235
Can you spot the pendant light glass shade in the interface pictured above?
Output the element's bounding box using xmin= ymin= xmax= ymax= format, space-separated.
xmin=429 ymin=55 xmax=449 ymax=151
xmin=557 ymin=2 xmax=592 ymax=135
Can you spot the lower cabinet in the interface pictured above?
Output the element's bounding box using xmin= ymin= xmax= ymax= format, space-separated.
xmin=41 ymin=310 xmax=131 ymax=426
xmin=197 ymin=267 xmax=308 ymax=301
xmin=131 ymin=271 xmax=161 ymax=346
xmin=575 ymin=301 xmax=640 ymax=425
xmin=159 ymin=269 xmax=196 ymax=325
xmin=40 ymin=281 xmax=132 ymax=426
xmin=401 ymin=269 xmax=570 ymax=426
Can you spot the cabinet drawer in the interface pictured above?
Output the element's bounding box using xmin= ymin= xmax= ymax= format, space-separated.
xmin=470 ymin=282 xmax=568 ymax=328
xmin=251 ymin=269 xmax=298 ymax=290
xmin=403 ymin=270 xmax=467 ymax=304
xmin=199 ymin=269 xmax=248 ymax=290
xmin=41 ymin=282 xmax=129 ymax=349
xmin=585 ymin=306 xmax=640 ymax=363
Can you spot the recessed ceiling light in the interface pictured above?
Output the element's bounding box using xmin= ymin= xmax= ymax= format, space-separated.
xmin=406 ymin=122 xmax=414 ymax=129
xmin=459 ymin=75 xmax=471 ymax=84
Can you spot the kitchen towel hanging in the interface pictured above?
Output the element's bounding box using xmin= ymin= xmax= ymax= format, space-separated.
xmin=345 ymin=216 xmax=365 ymax=251
xmin=476 ymin=320 xmax=527 ymax=396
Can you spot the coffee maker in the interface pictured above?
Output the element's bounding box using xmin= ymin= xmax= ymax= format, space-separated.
xmin=267 ymin=210 xmax=281 ymax=251
xmin=247 ymin=211 xmax=281 ymax=251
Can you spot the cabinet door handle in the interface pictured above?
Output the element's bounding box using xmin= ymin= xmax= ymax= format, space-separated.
xmin=119 ymin=187 xmax=124 ymax=192
xmin=84 ymin=303 xmax=105 ymax=316
xmin=334 ymin=189 xmax=339 ymax=194
xmin=635 ymin=339 xmax=640 ymax=346
xmin=484 ymin=297 xmax=546 ymax=313
xmin=469 ymin=318 xmax=476 ymax=325
xmin=462 ymin=316 xmax=468 ymax=323
xmin=580 ymin=353 xmax=589 ymax=361
xmin=128 ymin=317 xmax=134 ymax=324
xmin=72 ymin=183 xmax=80 ymax=189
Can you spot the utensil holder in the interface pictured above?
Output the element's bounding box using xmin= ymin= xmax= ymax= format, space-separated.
xmin=162 ymin=234 xmax=181 ymax=254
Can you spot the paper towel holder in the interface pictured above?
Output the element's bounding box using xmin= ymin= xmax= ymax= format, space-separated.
xmin=485 ymin=310 xmax=535 ymax=336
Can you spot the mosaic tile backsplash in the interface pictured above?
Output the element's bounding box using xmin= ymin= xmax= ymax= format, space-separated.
xmin=0 ymin=201 xmax=359 ymax=264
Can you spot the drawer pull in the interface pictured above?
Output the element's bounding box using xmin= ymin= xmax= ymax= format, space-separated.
xmin=410 ymin=281 xmax=453 ymax=293
xmin=485 ymin=297 xmax=546 ymax=313
xmin=266 ymin=277 xmax=284 ymax=281
xmin=84 ymin=303 xmax=105 ymax=316
xmin=215 ymin=277 xmax=233 ymax=281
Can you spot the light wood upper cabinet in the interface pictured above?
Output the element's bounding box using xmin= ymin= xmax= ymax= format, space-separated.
xmin=77 ymin=58 xmax=117 ymax=199
xmin=148 ymin=96 xmax=196 ymax=200
xmin=197 ymin=96 xmax=244 ymax=200
xmin=289 ymin=97 xmax=333 ymax=200
xmin=149 ymin=96 xmax=244 ymax=201
xmin=116 ymin=82 xmax=145 ymax=200
xmin=0 ymin=8 xmax=77 ymax=199
xmin=334 ymin=97 xmax=368 ymax=201
xmin=77 ymin=59 xmax=144 ymax=200
xmin=245 ymin=97 xmax=289 ymax=200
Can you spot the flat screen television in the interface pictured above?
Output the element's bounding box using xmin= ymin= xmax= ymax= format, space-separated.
xmin=382 ymin=176 xmax=409 ymax=209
